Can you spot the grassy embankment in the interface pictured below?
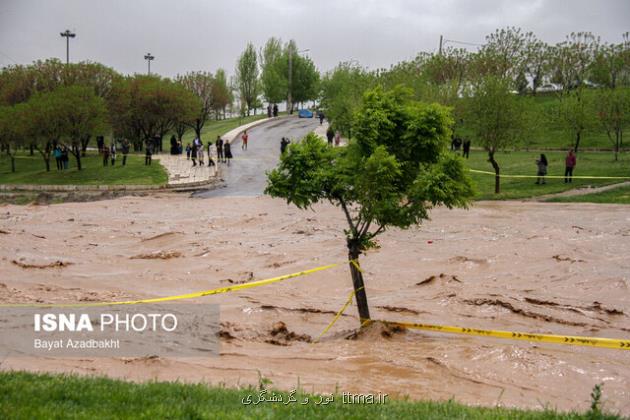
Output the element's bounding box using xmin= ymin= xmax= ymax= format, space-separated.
xmin=546 ymin=184 xmax=630 ymax=204
xmin=0 ymin=154 xmax=167 ymax=186
xmin=0 ymin=371 xmax=621 ymax=419
xmin=462 ymin=150 xmax=630 ymax=201
xmin=456 ymin=92 xmax=630 ymax=151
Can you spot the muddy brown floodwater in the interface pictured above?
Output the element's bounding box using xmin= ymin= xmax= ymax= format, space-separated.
xmin=1 ymin=195 xmax=629 ymax=414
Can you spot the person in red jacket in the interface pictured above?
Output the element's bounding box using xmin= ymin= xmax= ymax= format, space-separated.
xmin=565 ymin=149 xmax=576 ymax=183
xmin=241 ymin=130 xmax=248 ymax=150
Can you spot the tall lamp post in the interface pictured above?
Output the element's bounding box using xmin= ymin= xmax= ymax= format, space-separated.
xmin=60 ymin=30 xmax=76 ymax=64
xmin=287 ymin=46 xmax=309 ymax=114
xmin=144 ymin=53 xmax=155 ymax=75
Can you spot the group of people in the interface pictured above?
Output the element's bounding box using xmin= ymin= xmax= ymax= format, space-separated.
xmin=53 ymin=144 xmax=69 ymax=170
xmin=100 ymin=139 xmax=131 ymax=167
xmin=266 ymin=104 xmax=279 ymax=118
xmin=169 ymin=135 xmax=184 ymax=155
xmin=451 ymin=137 xmax=471 ymax=159
xmin=535 ymin=149 xmax=577 ymax=184
xmin=185 ymin=135 xmax=234 ymax=167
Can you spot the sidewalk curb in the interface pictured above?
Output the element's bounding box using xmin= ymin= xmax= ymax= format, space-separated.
xmin=223 ymin=116 xmax=288 ymax=143
xmin=0 ymin=184 xmax=167 ymax=193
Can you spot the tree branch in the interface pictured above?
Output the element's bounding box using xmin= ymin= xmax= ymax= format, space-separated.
xmin=367 ymin=224 xmax=386 ymax=239
xmin=339 ymin=197 xmax=358 ymax=237
xmin=360 ymin=219 xmax=372 ymax=237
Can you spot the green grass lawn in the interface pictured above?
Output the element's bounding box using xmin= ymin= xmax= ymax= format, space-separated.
xmin=0 ymin=371 xmax=619 ymax=419
xmin=546 ymin=184 xmax=630 ymax=204
xmin=0 ymin=113 xmax=270 ymax=186
xmin=462 ymin=150 xmax=630 ymax=200
xmin=0 ymin=153 xmax=167 ymax=185
xmin=456 ymin=125 xmax=619 ymax=151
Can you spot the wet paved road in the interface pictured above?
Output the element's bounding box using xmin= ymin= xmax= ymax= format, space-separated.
xmin=194 ymin=117 xmax=320 ymax=197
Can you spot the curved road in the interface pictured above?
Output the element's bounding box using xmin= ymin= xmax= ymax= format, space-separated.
xmin=195 ymin=117 xmax=320 ymax=197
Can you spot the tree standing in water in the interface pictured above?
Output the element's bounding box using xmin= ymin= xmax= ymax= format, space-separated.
xmin=266 ymin=87 xmax=474 ymax=323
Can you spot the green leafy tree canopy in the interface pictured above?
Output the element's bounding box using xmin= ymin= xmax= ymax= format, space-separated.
xmin=266 ymin=86 xmax=474 ymax=322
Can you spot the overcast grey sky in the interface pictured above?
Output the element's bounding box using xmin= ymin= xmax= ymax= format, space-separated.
xmin=0 ymin=0 xmax=628 ymax=78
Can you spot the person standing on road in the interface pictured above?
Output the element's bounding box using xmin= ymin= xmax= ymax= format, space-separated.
xmin=273 ymin=104 xmax=278 ymax=117
xmin=198 ymin=142 xmax=205 ymax=166
xmin=216 ymin=136 xmax=224 ymax=163
xmin=280 ymin=137 xmax=291 ymax=154
xmin=319 ymin=111 xmax=325 ymax=125
xmin=564 ymin=149 xmax=576 ymax=183
xmin=207 ymin=141 xmax=215 ymax=166
xmin=267 ymin=104 xmax=272 ymax=118
xmin=186 ymin=143 xmax=192 ymax=160
xmin=535 ymin=154 xmax=548 ymax=185
xmin=241 ymin=130 xmax=248 ymax=150
xmin=224 ymin=141 xmax=233 ymax=166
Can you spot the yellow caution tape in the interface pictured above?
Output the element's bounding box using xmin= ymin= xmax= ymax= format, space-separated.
xmin=8 ymin=255 xmax=628 ymax=351
xmin=0 ymin=263 xmax=340 ymax=308
xmin=313 ymin=287 xmax=361 ymax=343
xmin=350 ymin=259 xmax=363 ymax=273
xmin=469 ymin=169 xmax=630 ymax=180
xmin=361 ymin=319 xmax=630 ymax=351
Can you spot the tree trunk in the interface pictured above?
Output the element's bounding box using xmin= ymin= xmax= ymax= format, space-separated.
xmin=81 ymin=135 xmax=91 ymax=157
xmin=348 ymin=243 xmax=370 ymax=323
xmin=72 ymin=146 xmax=82 ymax=170
xmin=488 ymin=151 xmax=500 ymax=194
xmin=29 ymin=144 xmax=34 ymax=156
xmin=44 ymin=157 xmax=50 ymax=172
xmin=574 ymin=131 xmax=581 ymax=154
xmin=615 ymin=131 xmax=620 ymax=161
xmin=10 ymin=155 xmax=15 ymax=172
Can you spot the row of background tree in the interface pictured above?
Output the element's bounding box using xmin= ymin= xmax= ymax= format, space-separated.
xmin=238 ymin=38 xmax=320 ymax=115
xmin=1 ymin=28 xmax=629 ymax=180
xmin=320 ymin=28 xmax=630 ymax=192
xmin=0 ymin=37 xmax=320 ymax=172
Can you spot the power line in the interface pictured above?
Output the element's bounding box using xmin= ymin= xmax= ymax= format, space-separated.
xmin=443 ymin=38 xmax=484 ymax=47
xmin=0 ymin=50 xmax=18 ymax=65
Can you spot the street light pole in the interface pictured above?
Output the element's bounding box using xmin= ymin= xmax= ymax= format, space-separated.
xmin=287 ymin=46 xmax=309 ymax=115
xmin=60 ymin=30 xmax=76 ymax=64
xmin=144 ymin=53 xmax=154 ymax=75
xmin=288 ymin=45 xmax=293 ymax=114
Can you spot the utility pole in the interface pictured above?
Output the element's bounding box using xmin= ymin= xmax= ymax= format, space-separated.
xmin=439 ymin=35 xmax=443 ymax=55
xmin=60 ymin=30 xmax=76 ymax=64
xmin=144 ymin=53 xmax=154 ymax=75
xmin=288 ymin=44 xmax=293 ymax=115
